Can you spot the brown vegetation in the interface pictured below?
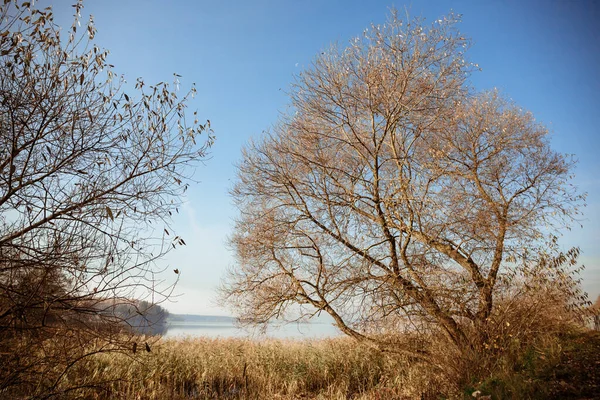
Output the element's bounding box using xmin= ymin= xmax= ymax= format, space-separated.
xmin=0 ymin=1 xmax=211 ymax=396
xmin=44 ymin=317 xmax=600 ymax=399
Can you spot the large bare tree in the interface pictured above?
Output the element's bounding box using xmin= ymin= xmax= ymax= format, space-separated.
xmin=221 ymin=12 xmax=584 ymax=358
xmin=0 ymin=1 xmax=212 ymax=396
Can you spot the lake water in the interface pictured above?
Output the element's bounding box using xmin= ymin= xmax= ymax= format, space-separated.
xmin=164 ymin=320 xmax=341 ymax=339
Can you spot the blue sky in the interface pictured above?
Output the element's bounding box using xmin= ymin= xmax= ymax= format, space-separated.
xmin=49 ymin=0 xmax=599 ymax=315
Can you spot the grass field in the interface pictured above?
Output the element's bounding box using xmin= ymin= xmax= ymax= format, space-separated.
xmin=51 ymin=328 xmax=600 ymax=399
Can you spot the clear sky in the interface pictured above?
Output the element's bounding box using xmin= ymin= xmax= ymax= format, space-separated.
xmin=48 ymin=0 xmax=600 ymax=315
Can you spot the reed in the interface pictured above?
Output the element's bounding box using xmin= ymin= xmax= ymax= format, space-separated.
xmin=56 ymin=336 xmax=445 ymax=399
xmin=39 ymin=316 xmax=598 ymax=399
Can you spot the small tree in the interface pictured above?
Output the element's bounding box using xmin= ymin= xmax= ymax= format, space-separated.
xmin=221 ymin=12 xmax=585 ymax=359
xmin=0 ymin=1 xmax=212 ymax=396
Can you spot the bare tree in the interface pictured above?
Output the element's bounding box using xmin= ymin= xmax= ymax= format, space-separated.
xmin=0 ymin=1 xmax=212 ymax=396
xmin=221 ymin=12 xmax=585 ymax=359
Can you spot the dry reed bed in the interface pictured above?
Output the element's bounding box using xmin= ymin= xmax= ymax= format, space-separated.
xmin=54 ymin=318 xmax=588 ymax=400
xmin=59 ymin=336 xmax=446 ymax=399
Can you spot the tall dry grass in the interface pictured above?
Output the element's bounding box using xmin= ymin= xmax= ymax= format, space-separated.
xmin=53 ymin=336 xmax=449 ymax=400
xmin=7 ymin=289 xmax=588 ymax=399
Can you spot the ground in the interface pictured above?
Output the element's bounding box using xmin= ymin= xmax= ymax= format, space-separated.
xmin=545 ymin=331 xmax=600 ymax=399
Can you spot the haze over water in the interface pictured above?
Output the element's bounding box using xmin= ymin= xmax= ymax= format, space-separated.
xmin=164 ymin=320 xmax=341 ymax=339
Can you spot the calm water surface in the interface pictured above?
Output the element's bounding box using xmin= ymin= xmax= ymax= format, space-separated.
xmin=164 ymin=320 xmax=340 ymax=339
